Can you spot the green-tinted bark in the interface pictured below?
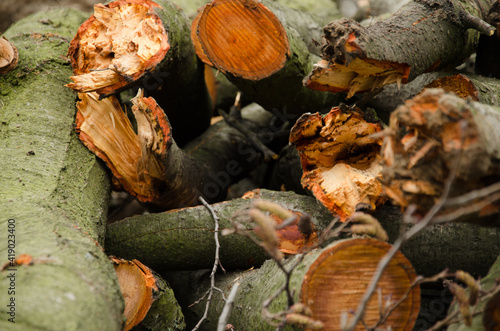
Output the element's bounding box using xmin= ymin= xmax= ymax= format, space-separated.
xmin=0 ymin=9 xmax=124 ymax=330
xmin=106 ymin=189 xmax=333 ymax=272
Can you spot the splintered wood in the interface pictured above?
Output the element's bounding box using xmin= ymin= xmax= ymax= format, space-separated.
xmin=66 ymin=0 xmax=168 ymax=94
xmin=380 ymin=88 xmax=500 ymax=220
xmin=75 ymin=90 xmax=169 ymax=203
xmin=290 ymin=105 xmax=385 ymax=219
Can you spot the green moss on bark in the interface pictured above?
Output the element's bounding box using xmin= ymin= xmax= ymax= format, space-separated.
xmin=0 ymin=9 xmax=124 ymax=330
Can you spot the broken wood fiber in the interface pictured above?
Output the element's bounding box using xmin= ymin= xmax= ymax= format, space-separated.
xmin=176 ymin=238 xmax=420 ymax=330
xmin=305 ymin=0 xmax=497 ymax=98
xmin=194 ymin=0 xmax=342 ymax=115
xmin=290 ymin=104 xmax=385 ymax=219
xmin=0 ymin=9 xmax=124 ymax=330
xmin=67 ymin=0 xmax=212 ymax=144
xmin=76 ymin=91 xmax=276 ymax=211
xmin=105 ymin=189 xmax=333 ymax=272
xmin=380 ymin=88 xmax=500 ymax=224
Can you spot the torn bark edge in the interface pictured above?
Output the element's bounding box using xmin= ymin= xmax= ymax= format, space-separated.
xmin=290 ymin=105 xmax=385 ymax=219
xmin=0 ymin=36 xmax=19 ymax=75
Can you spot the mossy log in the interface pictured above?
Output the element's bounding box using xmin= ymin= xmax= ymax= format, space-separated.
xmin=67 ymin=0 xmax=212 ymax=145
xmin=0 ymin=9 xmax=124 ymax=330
xmin=194 ymin=0 xmax=342 ymax=116
xmin=105 ymin=189 xmax=333 ymax=272
xmin=172 ymin=238 xmax=420 ymax=330
xmin=380 ymin=88 xmax=500 ymax=225
xmin=305 ymin=0 xmax=496 ymax=98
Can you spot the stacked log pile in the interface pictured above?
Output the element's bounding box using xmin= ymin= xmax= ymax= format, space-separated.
xmin=2 ymin=0 xmax=500 ymax=329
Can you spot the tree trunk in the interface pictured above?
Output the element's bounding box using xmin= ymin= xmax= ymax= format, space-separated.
xmin=194 ymin=0 xmax=343 ymax=116
xmin=380 ymin=88 xmax=500 ymax=225
xmin=170 ymin=238 xmax=420 ymax=330
xmin=0 ymin=9 xmax=124 ymax=330
xmin=305 ymin=0 xmax=496 ymax=98
xmin=105 ymin=189 xmax=333 ymax=272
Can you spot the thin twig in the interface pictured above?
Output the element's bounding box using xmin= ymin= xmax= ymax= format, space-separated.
xmin=192 ymin=196 xmax=226 ymax=331
xmin=217 ymin=282 xmax=241 ymax=331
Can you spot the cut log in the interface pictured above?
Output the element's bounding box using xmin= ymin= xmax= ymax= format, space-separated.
xmin=0 ymin=9 xmax=124 ymax=330
xmin=171 ymin=238 xmax=420 ymax=330
xmin=76 ymin=92 xmax=279 ymax=211
xmin=0 ymin=36 xmax=18 ymax=75
xmin=380 ymin=88 xmax=500 ymax=224
xmin=305 ymin=0 xmax=496 ymax=98
xmin=66 ymin=0 xmax=212 ymax=144
xmin=289 ymin=105 xmax=385 ymax=219
xmin=194 ymin=0 xmax=343 ymax=116
xmin=105 ymin=189 xmax=333 ymax=272
xmin=111 ymin=257 xmax=185 ymax=330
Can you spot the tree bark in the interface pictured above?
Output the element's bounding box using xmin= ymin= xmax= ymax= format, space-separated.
xmin=380 ymin=88 xmax=500 ymax=224
xmin=376 ymin=206 xmax=500 ymax=277
xmin=305 ymin=0 xmax=496 ymax=98
xmin=170 ymin=238 xmax=420 ymax=330
xmin=0 ymin=9 xmax=124 ymax=330
xmin=105 ymin=189 xmax=333 ymax=272
xmin=194 ymin=0 xmax=343 ymax=116
xmin=66 ymin=0 xmax=212 ymax=145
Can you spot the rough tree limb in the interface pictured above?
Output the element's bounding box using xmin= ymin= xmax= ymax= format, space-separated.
xmin=305 ymin=0 xmax=497 ymax=98
xmin=76 ymin=90 xmax=277 ymax=211
xmin=105 ymin=189 xmax=333 ymax=272
xmin=194 ymin=0 xmax=343 ymax=116
xmin=0 ymin=9 xmax=124 ymax=330
xmin=380 ymin=88 xmax=500 ymax=225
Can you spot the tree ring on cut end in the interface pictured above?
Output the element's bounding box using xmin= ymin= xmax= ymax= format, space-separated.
xmin=67 ymin=0 xmax=169 ymax=94
xmin=197 ymin=0 xmax=290 ymax=80
xmin=301 ymin=239 xmax=420 ymax=331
